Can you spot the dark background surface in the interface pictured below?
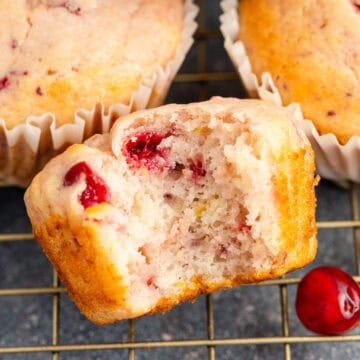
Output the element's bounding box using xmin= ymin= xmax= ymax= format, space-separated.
xmin=1 ymin=1 xmax=360 ymax=359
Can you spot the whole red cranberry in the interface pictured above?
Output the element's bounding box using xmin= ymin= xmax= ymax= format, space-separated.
xmin=63 ymin=162 xmax=110 ymax=208
xmin=295 ymin=266 xmax=360 ymax=335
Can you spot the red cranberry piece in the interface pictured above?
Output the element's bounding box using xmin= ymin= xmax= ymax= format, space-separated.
xmin=11 ymin=39 xmax=18 ymax=49
xmin=237 ymin=223 xmax=252 ymax=232
xmin=189 ymin=159 xmax=206 ymax=180
xmin=60 ymin=1 xmax=81 ymax=15
xmin=295 ymin=266 xmax=360 ymax=335
xmin=353 ymin=1 xmax=360 ymax=11
xmin=64 ymin=162 xmax=110 ymax=208
xmin=123 ymin=130 xmax=172 ymax=171
xmin=218 ymin=244 xmax=228 ymax=259
xmin=0 ymin=76 xmax=10 ymax=91
xmin=146 ymin=276 xmax=159 ymax=289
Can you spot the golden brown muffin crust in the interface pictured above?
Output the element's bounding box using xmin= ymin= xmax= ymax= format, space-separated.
xmin=238 ymin=0 xmax=360 ymax=144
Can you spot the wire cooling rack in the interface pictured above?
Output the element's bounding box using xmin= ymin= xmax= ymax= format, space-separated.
xmin=1 ymin=1 xmax=360 ymax=359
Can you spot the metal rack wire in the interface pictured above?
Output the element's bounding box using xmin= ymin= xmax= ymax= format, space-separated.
xmin=1 ymin=1 xmax=360 ymax=359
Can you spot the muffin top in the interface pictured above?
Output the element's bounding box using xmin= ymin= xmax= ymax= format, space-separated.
xmin=238 ymin=0 xmax=360 ymax=144
xmin=0 ymin=0 xmax=183 ymax=128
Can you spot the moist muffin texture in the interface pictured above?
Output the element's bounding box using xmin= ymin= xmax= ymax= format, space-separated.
xmin=238 ymin=0 xmax=360 ymax=144
xmin=0 ymin=0 xmax=183 ymax=128
xmin=25 ymin=97 xmax=318 ymax=324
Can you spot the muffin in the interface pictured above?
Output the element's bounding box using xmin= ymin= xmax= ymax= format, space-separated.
xmin=25 ymin=97 xmax=318 ymax=324
xmin=0 ymin=0 xmax=198 ymax=186
xmin=221 ymin=0 xmax=360 ymax=181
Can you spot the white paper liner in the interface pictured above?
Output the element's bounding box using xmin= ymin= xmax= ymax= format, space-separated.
xmin=0 ymin=0 xmax=198 ymax=187
xmin=220 ymin=0 xmax=360 ymax=182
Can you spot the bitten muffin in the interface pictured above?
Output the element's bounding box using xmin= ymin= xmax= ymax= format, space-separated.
xmin=238 ymin=0 xmax=360 ymax=144
xmin=0 ymin=0 xmax=183 ymax=128
xmin=24 ymin=97 xmax=318 ymax=324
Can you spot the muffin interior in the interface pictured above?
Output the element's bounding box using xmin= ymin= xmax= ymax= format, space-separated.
xmin=96 ymin=110 xmax=281 ymax=309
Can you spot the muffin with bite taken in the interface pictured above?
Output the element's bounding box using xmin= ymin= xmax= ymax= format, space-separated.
xmin=25 ymin=97 xmax=318 ymax=324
